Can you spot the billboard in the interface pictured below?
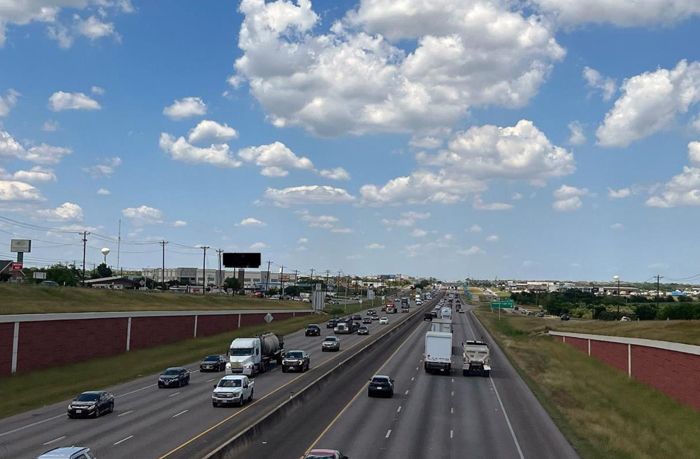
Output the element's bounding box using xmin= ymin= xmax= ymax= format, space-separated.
xmin=10 ymin=239 xmax=31 ymax=253
xmin=377 ymin=274 xmax=396 ymax=279
xmin=223 ymin=252 xmax=261 ymax=268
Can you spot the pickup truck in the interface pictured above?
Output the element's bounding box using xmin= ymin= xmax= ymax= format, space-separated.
xmin=212 ymin=375 xmax=254 ymax=407
xmin=462 ymin=340 xmax=491 ymax=377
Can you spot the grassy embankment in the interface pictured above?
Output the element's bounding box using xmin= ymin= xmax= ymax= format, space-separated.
xmin=471 ymin=296 xmax=700 ymax=459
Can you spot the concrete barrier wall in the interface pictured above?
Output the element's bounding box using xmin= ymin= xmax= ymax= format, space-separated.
xmin=551 ymin=331 xmax=700 ymax=411
xmin=0 ymin=309 xmax=313 ymax=376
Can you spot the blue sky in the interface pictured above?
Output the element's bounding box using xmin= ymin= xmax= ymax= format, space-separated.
xmin=1 ymin=0 xmax=700 ymax=283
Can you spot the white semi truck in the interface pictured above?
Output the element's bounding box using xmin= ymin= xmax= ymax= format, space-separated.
xmin=226 ymin=332 xmax=284 ymax=377
xmin=424 ymin=331 xmax=453 ymax=374
xmin=462 ymin=340 xmax=491 ymax=377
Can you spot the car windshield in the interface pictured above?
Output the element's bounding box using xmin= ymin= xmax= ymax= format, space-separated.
xmin=324 ymin=337 xmax=337 ymax=342
xmin=308 ymin=325 xmax=319 ymax=329
xmin=76 ymin=393 xmax=100 ymax=401
xmin=218 ymin=379 xmax=242 ymax=388
xmin=372 ymin=377 xmax=389 ymax=383
xmin=230 ymin=348 xmax=253 ymax=356
xmin=163 ymin=369 xmax=181 ymax=375
xmin=286 ymin=352 xmax=304 ymax=358
xmin=204 ymin=356 xmax=220 ymax=361
xmin=359 ymin=327 xmax=368 ymax=330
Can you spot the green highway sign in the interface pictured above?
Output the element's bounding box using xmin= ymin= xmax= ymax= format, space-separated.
xmin=491 ymin=299 xmax=514 ymax=309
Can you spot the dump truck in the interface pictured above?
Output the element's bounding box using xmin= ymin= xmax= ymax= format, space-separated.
xmin=226 ymin=332 xmax=284 ymax=377
xmin=462 ymin=340 xmax=491 ymax=377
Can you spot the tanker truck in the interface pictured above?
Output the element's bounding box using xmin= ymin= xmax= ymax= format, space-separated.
xmin=226 ymin=332 xmax=284 ymax=377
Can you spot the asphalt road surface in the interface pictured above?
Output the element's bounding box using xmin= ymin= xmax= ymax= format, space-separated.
xmin=0 ymin=300 xmax=432 ymax=459
xmin=231 ymin=297 xmax=580 ymax=459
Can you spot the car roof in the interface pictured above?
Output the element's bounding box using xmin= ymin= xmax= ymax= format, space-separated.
xmin=165 ymin=367 xmax=185 ymax=371
xmin=39 ymin=446 xmax=89 ymax=457
xmin=372 ymin=374 xmax=391 ymax=379
xmin=80 ymin=390 xmax=103 ymax=395
xmin=324 ymin=336 xmax=338 ymax=339
xmin=286 ymin=349 xmax=305 ymax=353
xmin=307 ymin=324 xmax=319 ymax=326
xmin=309 ymin=449 xmax=338 ymax=454
xmin=221 ymin=375 xmax=246 ymax=380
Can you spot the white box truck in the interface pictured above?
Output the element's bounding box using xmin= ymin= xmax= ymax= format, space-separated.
xmin=424 ymin=331 xmax=453 ymax=374
xmin=430 ymin=318 xmax=452 ymax=333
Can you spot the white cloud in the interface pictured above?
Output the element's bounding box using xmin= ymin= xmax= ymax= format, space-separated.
xmin=411 ymin=228 xmax=428 ymax=238
xmin=159 ymin=133 xmax=241 ymax=168
xmin=467 ymin=225 xmax=482 ymax=233
xmin=403 ymin=211 xmax=430 ymax=220
xmin=381 ymin=211 xmax=431 ymax=228
xmin=0 ymin=180 xmax=44 ymax=201
xmin=486 ymin=234 xmax=499 ymax=242
xmin=552 ymin=185 xmax=591 ymax=211
xmin=648 ymin=262 xmax=668 ymax=269
xmin=611 ymin=223 xmax=624 ymax=230
xmin=458 ymin=246 xmax=485 ymax=256
xmin=48 ymin=15 xmax=117 ymax=49
xmin=409 ymin=135 xmax=443 ymax=149
xmin=582 ymin=67 xmax=616 ymax=101
xmin=297 ymin=237 xmax=308 ymax=244
xmin=49 ymin=91 xmax=101 ymax=111
xmin=37 ymin=202 xmax=83 ymax=221
xmin=81 ymin=156 xmax=121 ymax=178
xmin=11 ymin=166 xmax=57 ymax=183
xmin=646 ymin=166 xmax=700 ymax=208
xmin=42 ymin=120 xmax=59 ymax=132
xmin=74 ymin=15 xmax=114 ymax=40
xmin=473 ymin=196 xmax=514 ymax=211
xmin=319 ymin=167 xmax=351 ymax=181
xmin=122 ymin=205 xmax=164 ymax=224
xmin=0 ymin=131 xmax=72 ymax=164
xmin=597 ymin=60 xmax=700 ymax=147
xmin=522 ymin=260 xmax=535 ymax=268
xmin=238 ymin=142 xmax=314 ymax=176
xmin=249 ymin=242 xmax=269 ymax=250
xmin=97 ymin=188 xmax=111 ymax=195
xmin=163 ymin=97 xmax=207 ymax=120
xmin=554 ymin=185 xmax=591 ymax=199
xmin=689 ymin=141 xmax=700 ymax=165
xmin=173 ymin=220 xmax=187 ymax=227
xmin=361 ymin=170 xmax=486 ymax=205
xmin=692 ymin=115 xmax=700 ymax=132
xmin=264 ymin=185 xmax=356 ymax=206
xmin=187 ymin=120 xmax=239 ymax=144
xmin=567 ymin=121 xmax=587 ymax=146
xmin=607 ymin=187 xmax=631 ymax=199
xmin=91 ymin=86 xmax=105 ymax=95
xmin=533 ymin=0 xmax=700 ymax=26
xmin=512 ymin=193 xmax=523 ymax=200
xmin=331 ymin=227 xmax=353 ymax=233
xmin=236 ymin=217 xmax=267 ymax=227
xmin=365 ymin=243 xmax=385 ymax=250
xmin=553 ymin=196 xmax=582 ymax=211
xmin=570 ymin=262 xmax=581 ymax=268
xmin=0 ymin=89 xmax=19 ymax=116
xmin=231 ymin=0 xmax=564 ymax=137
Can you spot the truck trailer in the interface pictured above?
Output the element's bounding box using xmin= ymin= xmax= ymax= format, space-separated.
xmin=424 ymin=331 xmax=453 ymax=374
xmin=226 ymin=332 xmax=284 ymax=377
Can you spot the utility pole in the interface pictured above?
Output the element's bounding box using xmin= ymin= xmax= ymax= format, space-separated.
xmin=200 ymin=245 xmax=210 ymax=295
xmin=294 ymin=269 xmax=298 ymax=287
xmin=160 ymin=241 xmax=167 ymax=291
xmin=81 ymin=231 xmax=89 ymax=287
xmin=656 ymin=275 xmax=662 ymax=310
xmin=280 ymin=265 xmax=285 ymax=298
xmin=310 ymin=268 xmax=315 ymax=289
xmin=266 ymin=260 xmax=272 ymax=297
xmin=117 ymin=219 xmax=121 ymax=274
xmin=216 ymin=249 xmax=224 ymax=289
xmin=325 ymin=270 xmax=330 ymax=299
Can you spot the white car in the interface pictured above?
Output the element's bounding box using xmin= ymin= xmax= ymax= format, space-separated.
xmin=379 ymin=317 xmax=389 ymax=324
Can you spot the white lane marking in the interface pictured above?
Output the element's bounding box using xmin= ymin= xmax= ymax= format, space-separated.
xmin=117 ymin=410 xmax=134 ymax=417
xmin=490 ymin=377 xmax=526 ymax=459
xmin=411 ymin=377 xmax=415 ymax=381
xmin=450 ymin=430 xmax=454 ymax=439
xmin=451 ymin=407 xmax=454 ymax=414
xmin=168 ymin=392 xmax=180 ymax=397
xmin=206 ymin=378 xmax=216 ymax=382
xmin=451 ymin=391 xmax=454 ymax=396
xmin=173 ymin=410 xmax=188 ymax=418
xmin=0 ymin=413 xmax=65 ymax=438
xmin=416 ymin=367 xmax=419 ymax=371
xmin=114 ymin=435 xmax=134 ymax=446
xmin=397 ymin=406 xmax=402 ymax=413
xmin=115 ymin=384 xmax=157 ymax=398
xmin=385 ymin=430 xmax=392 ymax=438
xmin=43 ymin=435 xmax=66 ymax=445
xmin=451 ymin=378 xmax=455 ymax=383
xmin=405 ymin=390 xmax=409 ymax=395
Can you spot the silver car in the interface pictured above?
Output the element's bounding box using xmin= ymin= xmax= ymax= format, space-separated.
xmin=37 ymin=446 xmax=96 ymax=459
xmin=322 ymin=336 xmax=340 ymax=352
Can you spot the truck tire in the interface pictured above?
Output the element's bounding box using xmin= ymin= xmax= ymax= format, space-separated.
xmin=483 ymin=370 xmax=490 ymax=377
xmin=249 ymin=389 xmax=254 ymax=402
xmin=212 ymin=402 xmax=218 ymax=408
xmin=282 ymin=366 xmax=287 ymax=373
xmin=463 ymin=369 xmax=469 ymax=377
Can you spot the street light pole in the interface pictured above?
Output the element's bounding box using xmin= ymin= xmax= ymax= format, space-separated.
xmin=614 ymin=275 xmax=620 ymax=319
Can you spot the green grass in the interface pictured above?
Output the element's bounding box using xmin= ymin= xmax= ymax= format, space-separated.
xmin=0 ymin=284 xmax=310 ymax=314
xmin=473 ymin=304 xmax=700 ymax=459
xmin=0 ymin=314 xmax=325 ymax=419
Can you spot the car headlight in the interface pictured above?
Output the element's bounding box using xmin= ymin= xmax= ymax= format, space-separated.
xmin=244 ymin=363 xmax=253 ymax=368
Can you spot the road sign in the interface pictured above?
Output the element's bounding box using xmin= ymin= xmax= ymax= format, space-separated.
xmin=265 ymin=313 xmax=274 ymax=324
xmin=491 ymin=299 xmax=514 ymax=309
xmin=382 ymin=295 xmax=385 ymax=301
xmin=33 ymin=272 xmax=46 ymax=279
xmin=11 ymin=262 xmax=23 ymax=272
xmin=10 ymin=239 xmax=31 ymax=253
xmin=367 ymin=289 xmax=375 ymax=300
xmin=359 ymin=299 xmax=363 ymax=305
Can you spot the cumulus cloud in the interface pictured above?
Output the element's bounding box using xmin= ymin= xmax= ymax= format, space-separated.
xmin=49 ymin=91 xmax=101 ymax=111
xmin=319 ymin=167 xmax=351 ymax=181
xmin=486 ymin=234 xmax=499 ymax=242
xmin=163 ymin=97 xmax=207 ymax=120
xmin=458 ymin=246 xmax=485 ymax=256
xmin=567 ymin=121 xmax=587 ymax=146
xmin=159 ymin=133 xmax=241 ymax=168
xmin=42 ymin=120 xmax=59 ymax=132
xmin=297 ymin=237 xmax=308 ymax=244
xmin=0 ymin=131 xmax=72 ymax=164
xmin=248 ymin=242 xmax=268 ymax=250
xmin=37 ymin=202 xmax=83 ymax=221
xmin=411 ymin=228 xmax=428 ymax=238
xmin=532 ymin=0 xmax=700 ymax=26
xmin=597 ymin=60 xmax=700 ymax=147
xmin=553 ymin=185 xmax=591 ymax=211
xmin=91 ymin=86 xmax=105 ymax=95
xmin=409 ymin=135 xmax=444 ymax=149
xmin=187 ymin=120 xmax=238 ymax=144
xmin=97 ymin=188 xmax=110 ymax=195
xmin=236 ymin=217 xmax=267 ymax=227
xmin=9 ymin=166 xmax=57 ymax=183
xmin=646 ymin=166 xmax=700 ymax=208
xmin=611 ymin=223 xmax=624 ymax=230
xmin=468 ymin=224 xmax=482 ymax=232
xmin=48 ymin=15 xmax=118 ymax=49
xmin=0 ymin=180 xmax=44 ymax=201
xmin=522 ymin=260 xmax=535 ymax=268
xmin=264 ymin=185 xmax=356 ymax=206
xmin=608 ymin=187 xmax=631 ymax=199
xmin=81 ymin=156 xmax=121 ymax=178
xmin=553 ymin=197 xmax=582 ymax=211
xmin=511 ymin=193 xmax=523 ymax=200
xmin=365 ymin=243 xmax=385 ymax=250
xmin=122 ymin=205 xmax=164 ymax=224
xmin=238 ymin=142 xmax=314 ymax=177
xmin=173 ymin=220 xmax=187 ymax=227
xmin=582 ymin=67 xmax=616 ymax=101
xmin=381 ymin=211 xmax=431 ymax=228
xmin=0 ymin=89 xmax=19 ymax=116
xmin=473 ymin=196 xmax=513 ymax=211
xmin=230 ymin=0 xmax=564 ymax=137
xmin=362 ymin=170 xmax=486 ymax=205
xmin=296 ymin=209 xmax=351 ymax=233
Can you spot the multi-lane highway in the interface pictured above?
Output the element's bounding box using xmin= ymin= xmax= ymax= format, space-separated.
xmin=231 ymin=296 xmax=580 ymax=459
xmin=0 ymin=297 xmax=431 ymax=459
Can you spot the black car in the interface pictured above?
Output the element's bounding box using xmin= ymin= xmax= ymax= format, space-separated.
xmin=362 ymin=317 xmax=372 ymax=324
xmin=158 ymin=367 xmax=190 ymax=388
xmin=423 ymin=312 xmax=434 ymax=321
xmin=200 ymin=355 xmax=227 ymax=372
xmin=282 ymin=350 xmax=310 ymax=372
xmin=327 ymin=318 xmax=339 ymax=329
xmin=306 ymin=324 xmax=322 ymax=336
xmin=67 ymin=391 xmax=114 ymax=418
xmin=368 ymin=375 xmax=394 ymax=398
xmin=352 ymin=314 xmax=362 ymax=321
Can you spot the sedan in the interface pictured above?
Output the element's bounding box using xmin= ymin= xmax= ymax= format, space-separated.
xmin=306 ymin=324 xmax=322 ymax=336
xmin=368 ymin=375 xmax=394 ymax=398
xmin=352 ymin=314 xmax=362 ymax=321
xmin=379 ymin=317 xmax=389 ymax=324
xmin=357 ymin=326 xmax=369 ymax=335
xmin=362 ymin=317 xmax=372 ymax=324
xmin=67 ymin=391 xmax=114 ymax=418
xmin=322 ymin=336 xmax=341 ymax=352
xmin=371 ymin=315 xmax=380 ymax=321
xmin=158 ymin=367 xmax=190 ymax=388
xmin=200 ymin=355 xmax=227 ymax=372
xmin=305 ymin=449 xmax=348 ymax=459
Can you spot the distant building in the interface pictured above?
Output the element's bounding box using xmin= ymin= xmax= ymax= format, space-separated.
xmin=85 ymin=276 xmax=135 ymax=289
xmin=141 ymin=267 xmax=299 ymax=290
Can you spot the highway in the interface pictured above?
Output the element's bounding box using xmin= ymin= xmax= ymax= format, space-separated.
xmin=231 ymin=296 xmax=580 ymax=459
xmin=0 ymin=298 xmax=428 ymax=459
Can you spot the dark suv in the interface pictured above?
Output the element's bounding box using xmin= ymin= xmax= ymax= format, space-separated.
xmin=200 ymin=355 xmax=227 ymax=372
xmin=327 ymin=318 xmax=339 ymax=329
xmin=305 ymin=324 xmax=321 ymax=336
xmin=282 ymin=350 xmax=310 ymax=372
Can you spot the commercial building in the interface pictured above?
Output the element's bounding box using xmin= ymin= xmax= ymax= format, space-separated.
xmin=141 ymin=267 xmax=298 ymax=290
xmin=85 ymin=276 xmax=136 ymax=289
